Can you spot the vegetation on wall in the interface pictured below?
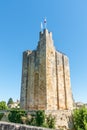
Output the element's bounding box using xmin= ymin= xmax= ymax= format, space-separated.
xmin=8 ymin=109 xmax=26 ymax=123
xmin=46 ymin=114 xmax=56 ymax=128
xmin=8 ymin=109 xmax=56 ymax=129
xmin=36 ymin=110 xmax=45 ymax=126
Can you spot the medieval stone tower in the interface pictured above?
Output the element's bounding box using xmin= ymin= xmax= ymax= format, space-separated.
xmin=20 ymin=29 xmax=73 ymax=110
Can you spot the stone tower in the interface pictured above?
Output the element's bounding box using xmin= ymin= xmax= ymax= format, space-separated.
xmin=20 ymin=29 xmax=73 ymax=110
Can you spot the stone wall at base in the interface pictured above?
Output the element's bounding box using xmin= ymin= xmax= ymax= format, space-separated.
xmin=0 ymin=110 xmax=74 ymax=130
xmin=25 ymin=110 xmax=74 ymax=130
xmin=45 ymin=110 xmax=74 ymax=130
xmin=0 ymin=122 xmax=55 ymax=130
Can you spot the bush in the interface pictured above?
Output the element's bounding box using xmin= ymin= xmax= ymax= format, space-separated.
xmin=0 ymin=113 xmax=4 ymax=120
xmin=8 ymin=109 xmax=56 ymax=129
xmin=26 ymin=110 xmax=56 ymax=128
xmin=27 ymin=114 xmax=36 ymax=126
xmin=0 ymin=101 xmax=7 ymax=110
xmin=8 ymin=109 xmax=26 ymax=123
xmin=46 ymin=114 xmax=56 ymax=128
xmin=27 ymin=110 xmax=45 ymax=127
xmin=73 ymin=106 xmax=87 ymax=130
xmin=36 ymin=110 xmax=45 ymax=126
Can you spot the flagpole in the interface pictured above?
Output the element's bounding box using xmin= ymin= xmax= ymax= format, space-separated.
xmin=40 ymin=22 xmax=43 ymax=33
xmin=44 ymin=18 xmax=47 ymax=29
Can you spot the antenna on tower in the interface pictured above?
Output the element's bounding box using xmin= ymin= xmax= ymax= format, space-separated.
xmin=40 ymin=22 xmax=43 ymax=33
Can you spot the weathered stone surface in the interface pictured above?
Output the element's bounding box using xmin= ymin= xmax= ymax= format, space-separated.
xmin=0 ymin=110 xmax=74 ymax=130
xmin=0 ymin=121 xmax=53 ymax=130
xmin=45 ymin=110 xmax=74 ymax=130
xmin=20 ymin=29 xmax=73 ymax=111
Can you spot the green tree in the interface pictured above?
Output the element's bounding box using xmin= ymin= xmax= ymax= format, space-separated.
xmin=7 ymin=98 xmax=14 ymax=105
xmin=73 ymin=106 xmax=87 ymax=130
xmin=0 ymin=101 xmax=7 ymax=110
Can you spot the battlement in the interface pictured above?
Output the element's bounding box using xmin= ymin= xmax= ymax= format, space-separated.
xmin=23 ymin=50 xmax=32 ymax=56
xmin=39 ymin=29 xmax=52 ymax=40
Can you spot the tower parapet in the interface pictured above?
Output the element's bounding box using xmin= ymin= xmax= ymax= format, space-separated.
xmin=39 ymin=29 xmax=52 ymax=40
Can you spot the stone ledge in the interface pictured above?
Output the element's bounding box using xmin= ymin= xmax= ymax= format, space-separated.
xmin=0 ymin=121 xmax=56 ymax=130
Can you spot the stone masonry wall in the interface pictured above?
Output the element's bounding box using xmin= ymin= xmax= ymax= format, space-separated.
xmin=20 ymin=29 xmax=73 ymax=110
xmin=56 ymin=51 xmax=66 ymax=109
xmin=46 ymin=31 xmax=57 ymax=110
xmin=0 ymin=122 xmax=54 ymax=130
xmin=20 ymin=31 xmax=47 ymax=110
xmin=0 ymin=110 xmax=74 ymax=130
xmin=45 ymin=110 xmax=74 ymax=130
xmin=55 ymin=51 xmax=73 ymax=110
xmin=20 ymin=51 xmax=32 ymax=109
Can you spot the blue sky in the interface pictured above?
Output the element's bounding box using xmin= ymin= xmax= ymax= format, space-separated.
xmin=0 ymin=0 xmax=87 ymax=103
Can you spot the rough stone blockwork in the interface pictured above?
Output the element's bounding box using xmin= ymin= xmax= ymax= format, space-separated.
xmin=20 ymin=29 xmax=73 ymax=111
xmin=45 ymin=110 xmax=74 ymax=130
xmin=20 ymin=29 xmax=74 ymax=130
xmin=0 ymin=121 xmax=54 ymax=130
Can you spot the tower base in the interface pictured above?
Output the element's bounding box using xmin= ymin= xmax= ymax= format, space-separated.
xmin=27 ymin=110 xmax=74 ymax=130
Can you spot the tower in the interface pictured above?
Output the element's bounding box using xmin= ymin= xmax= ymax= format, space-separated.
xmin=20 ymin=29 xmax=73 ymax=110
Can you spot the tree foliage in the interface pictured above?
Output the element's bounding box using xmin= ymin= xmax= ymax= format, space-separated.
xmin=8 ymin=109 xmax=56 ymax=128
xmin=73 ymin=106 xmax=87 ymax=130
xmin=8 ymin=109 xmax=26 ymax=123
xmin=46 ymin=114 xmax=56 ymax=128
xmin=27 ymin=110 xmax=56 ymax=128
xmin=0 ymin=113 xmax=4 ymax=120
xmin=36 ymin=110 xmax=45 ymax=126
xmin=0 ymin=101 xmax=7 ymax=110
xmin=7 ymin=98 xmax=14 ymax=105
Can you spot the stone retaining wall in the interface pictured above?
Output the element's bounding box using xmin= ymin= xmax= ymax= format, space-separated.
xmin=0 ymin=121 xmax=55 ymax=130
xmin=45 ymin=110 xmax=74 ymax=130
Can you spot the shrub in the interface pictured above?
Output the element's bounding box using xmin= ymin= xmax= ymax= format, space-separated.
xmin=0 ymin=113 xmax=4 ymax=120
xmin=27 ymin=114 xmax=36 ymax=126
xmin=8 ymin=109 xmax=56 ymax=129
xmin=36 ymin=110 xmax=45 ymax=126
xmin=73 ymin=106 xmax=87 ymax=130
xmin=46 ymin=114 xmax=56 ymax=128
xmin=26 ymin=110 xmax=56 ymax=128
xmin=8 ymin=109 xmax=26 ymax=123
